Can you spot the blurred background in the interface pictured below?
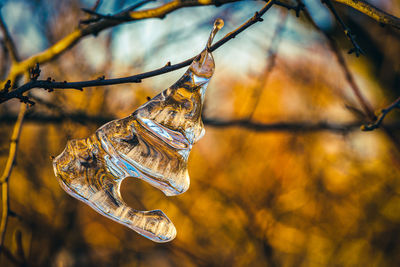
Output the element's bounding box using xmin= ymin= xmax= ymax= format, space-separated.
xmin=1 ymin=0 xmax=400 ymax=266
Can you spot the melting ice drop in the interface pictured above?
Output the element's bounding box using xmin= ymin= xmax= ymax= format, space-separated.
xmin=52 ymin=19 xmax=224 ymax=242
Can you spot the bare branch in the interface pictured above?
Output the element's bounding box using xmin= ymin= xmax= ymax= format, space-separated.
xmin=298 ymin=1 xmax=375 ymax=119
xmin=332 ymin=0 xmax=400 ymax=30
xmin=0 ymin=1 xmax=275 ymax=104
xmin=362 ymin=96 xmax=400 ymax=131
xmin=0 ymin=104 xmax=27 ymax=251
xmin=299 ymin=0 xmax=400 ymax=155
xmin=1 ymin=0 xmax=249 ymax=87
xmin=0 ymin=106 xmax=27 ymax=184
xmin=1 ymin=110 xmax=397 ymax=133
xmin=323 ymin=33 xmax=373 ymax=118
xmin=204 ymin=118 xmax=365 ymax=133
xmin=322 ymin=0 xmax=364 ymax=56
xmin=80 ymin=0 xmax=157 ymax=24
xmin=1 ymin=0 xmax=397 ymax=103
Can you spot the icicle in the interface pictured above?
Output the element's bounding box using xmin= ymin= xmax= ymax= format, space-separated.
xmin=53 ymin=19 xmax=223 ymax=243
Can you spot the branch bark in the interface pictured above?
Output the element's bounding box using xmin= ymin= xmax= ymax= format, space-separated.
xmin=332 ymin=0 xmax=400 ymax=29
xmin=0 ymin=104 xmax=26 ymax=251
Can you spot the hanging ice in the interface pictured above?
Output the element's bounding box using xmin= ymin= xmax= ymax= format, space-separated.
xmin=52 ymin=19 xmax=224 ymax=243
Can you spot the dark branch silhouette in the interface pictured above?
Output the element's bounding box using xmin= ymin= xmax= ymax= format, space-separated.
xmin=0 ymin=1 xmax=274 ymax=104
xmin=321 ymin=0 xmax=364 ymax=56
xmin=362 ymin=96 xmax=400 ymax=131
xmin=3 ymin=111 xmax=400 ymax=133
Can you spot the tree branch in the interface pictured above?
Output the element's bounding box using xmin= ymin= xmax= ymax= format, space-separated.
xmin=322 ymin=0 xmax=364 ymax=56
xmin=0 ymin=0 xmax=275 ymax=104
xmin=362 ymin=95 xmax=400 ymax=131
xmin=299 ymin=0 xmax=400 ymax=155
xmin=80 ymin=0 xmax=156 ymax=24
xmin=298 ymin=0 xmax=375 ymax=119
xmin=93 ymin=0 xmax=248 ymax=21
xmin=1 ymin=0 xmax=398 ymax=102
xmin=332 ymin=0 xmax=400 ymax=30
xmin=1 ymin=110 xmax=396 ymax=133
xmin=0 ymin=104 xmax=27 ymax=251
xmin=205 ymin=118 xmax=366 ymax=133
xmin=1 ymin=0 xmax=249 ymax=88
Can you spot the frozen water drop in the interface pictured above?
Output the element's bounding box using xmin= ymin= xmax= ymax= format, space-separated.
xmin=52 ymin=19 xmax=224 ymax=242
xmin=207 ymin=18 xmax=224 ymax=49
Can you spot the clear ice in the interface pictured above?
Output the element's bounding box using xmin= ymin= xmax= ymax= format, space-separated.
xmin=52 ymin=19 xmax=224 ymax=243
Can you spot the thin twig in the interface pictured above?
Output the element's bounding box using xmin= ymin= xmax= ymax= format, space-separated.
xmin=325 ymin=34 xmax=374 ymax=118
xmin=0 ymin=103 xmax=27 ymax=252
xmin=322 ymin=0 xmax=364 ymax=56
xmin=0 ymin=0 xmax=275 ymax=104
xmin=78 ymin=0 xmax=103 ymax=24
xmin=362 ymin=96 xmax=400 ymax=131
